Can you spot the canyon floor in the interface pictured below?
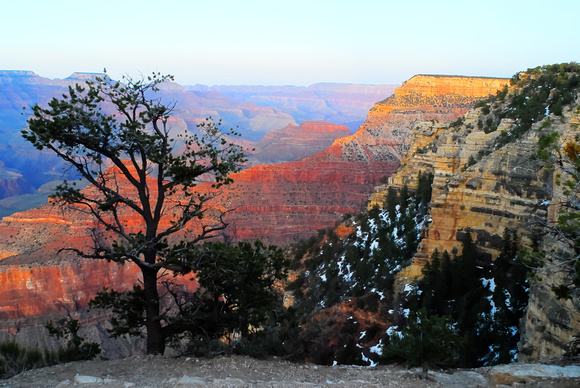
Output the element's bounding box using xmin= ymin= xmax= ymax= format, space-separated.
xmin=2 ymin=355 xmax=580 ymax=387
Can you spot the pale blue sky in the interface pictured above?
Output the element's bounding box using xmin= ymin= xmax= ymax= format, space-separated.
xmin=1 ymin=0 xmax=578 ymax=85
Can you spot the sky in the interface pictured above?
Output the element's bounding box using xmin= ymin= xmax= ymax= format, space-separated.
xmin=1 ymin=0 xmax=578 ymax=86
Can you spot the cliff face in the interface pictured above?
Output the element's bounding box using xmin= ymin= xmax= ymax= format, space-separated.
xmin=368 ymin=70 xmax=580 ymax=360
xmin=248 ymin=121 xmax=352 ymax=165
xmin=386 ymin=117 xmax=546 ymax=273
xmin=214 ymin=75 xmax=506 ymax=245
xmin=0 ymin=260 xmax=141 ymax=320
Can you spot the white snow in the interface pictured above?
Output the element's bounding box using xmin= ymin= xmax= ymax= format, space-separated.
xmin=369 ymin=339 xmax=383 ymax=355
xmin=386 ymin=325 xmax=402 ymax=339
xmin=361 ymin=352 xmax=377 ymax=367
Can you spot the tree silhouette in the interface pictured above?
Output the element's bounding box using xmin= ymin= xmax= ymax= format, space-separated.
xmin=23 ymin=72 xmax=246 ymax=354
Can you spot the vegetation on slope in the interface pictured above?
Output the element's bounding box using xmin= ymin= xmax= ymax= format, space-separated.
xmin=475 ymin=62 xmax=580 ymax=147
xmin=286 ymin=62 xmax=580 ymax=369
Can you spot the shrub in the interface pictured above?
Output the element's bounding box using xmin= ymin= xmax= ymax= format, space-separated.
xmin=0 ymin=341 xmax=45 ymax=379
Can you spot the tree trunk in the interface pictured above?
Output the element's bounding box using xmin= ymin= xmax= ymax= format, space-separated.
xmin=421 ymin=361 xmax=429 ymax=380
xmin=143 ymin=267 xmax=165 ymax=355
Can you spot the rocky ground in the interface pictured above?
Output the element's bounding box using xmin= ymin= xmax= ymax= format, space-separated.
xmin=2 ymin=355 xmax=580 ymax=387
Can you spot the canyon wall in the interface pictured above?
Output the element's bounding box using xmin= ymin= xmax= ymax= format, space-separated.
xmin=368 ymin=77 xmax=580 ymax=360
xmin=247 ymin=121 xmax=352 ymax=165
xmin=0 ymin=74 xmax=507 ymax=351
xmin=215 ymin=75 xmax=507 ymax=245
xmin=0 ymin=260 xmax=141 ymax=320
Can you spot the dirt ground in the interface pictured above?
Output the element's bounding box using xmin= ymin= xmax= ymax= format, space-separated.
xmin=3 ymin=355 xmax=580 ymax=387
xmin=1 ymin=354 xmax=489 ymax=387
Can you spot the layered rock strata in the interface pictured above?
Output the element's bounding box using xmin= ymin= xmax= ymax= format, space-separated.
xmin=214 ymin=75 xmax=507 ymax=245
xmin=0 ymin=74 xmax=509 ymax=347
xmin=369 ymin=80 xmax=580 ymax=360
xmin=247 ymin=121 xmax=352 ymax=165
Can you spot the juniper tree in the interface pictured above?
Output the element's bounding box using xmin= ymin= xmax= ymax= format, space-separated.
xmin=23 ymin=72 xmax=246 ymax=354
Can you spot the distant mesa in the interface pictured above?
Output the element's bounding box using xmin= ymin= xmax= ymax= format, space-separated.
xmin=65 ymin=72 xmax=107 ymax=80
xmin=0 ymin=70 xmax=37 ymax=77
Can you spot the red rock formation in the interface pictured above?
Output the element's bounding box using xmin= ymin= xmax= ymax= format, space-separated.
xmin=0 ymin=260 xmax=141 ymax=320
xmin=248 ymin=121 xmax=352 ymax=164
xmin=0 ymin=74 xmax=507 ymax=332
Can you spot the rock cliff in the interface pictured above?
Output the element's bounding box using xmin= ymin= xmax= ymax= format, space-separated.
xmin=368 ymin=65 xmax=580 ymax=361
xmin=212 ymin=75 xmax=506 ymax=245
xmin=247 ymin=121 xmax=352 ymax=165
xmin=0 ymin=260 xmax=141 ymax=320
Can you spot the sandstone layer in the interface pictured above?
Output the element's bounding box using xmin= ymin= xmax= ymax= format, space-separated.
xmin=247 ymin=121 xmax=352 ymax=165
xmin=215 ymin=75 xmax=507 ymax=245
xmin=368 ymin=77 xmax=580 ymax=361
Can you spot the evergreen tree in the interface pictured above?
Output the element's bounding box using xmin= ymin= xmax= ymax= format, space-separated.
xmin=486 ymin=229 xmax=529 ymax=364
xmin=385 ymin=188 xmax=397 ymax=221
xmin=23 ymin=72 xmax=248 ymax=354
xmin=382 ymin=309 xmax=464 ymax=379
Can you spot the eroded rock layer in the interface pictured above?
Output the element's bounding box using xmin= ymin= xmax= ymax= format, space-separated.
xmin=0 ymin=74 xmax=507 ymax=344
xmin=217 ymin=75 xmax=507 ymax=245
xmin=247 ymin=121 xmax=352 ymax=165
xmin=368 ymin=77 xmax=580 ymax=360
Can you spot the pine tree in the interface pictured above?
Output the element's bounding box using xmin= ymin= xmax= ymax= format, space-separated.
xmin=382 ymin=309 xmax=464 ymax=379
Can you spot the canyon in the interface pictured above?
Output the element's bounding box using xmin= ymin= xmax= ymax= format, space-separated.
xmin=200 ymin=75 xmax=508 ymax=245
xmin=0 ymin=71 xmax=394 ymax=217
xmin=187 ymin=83 xmax=398 ymax=132
xmin=0 ymin=73 xmax=513 ymax=358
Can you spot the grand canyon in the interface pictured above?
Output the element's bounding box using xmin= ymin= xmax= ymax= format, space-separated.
xmin=0 ymin=65 xmax=579 ymax=380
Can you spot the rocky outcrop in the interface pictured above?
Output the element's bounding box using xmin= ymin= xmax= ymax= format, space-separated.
xmin=248 ymin=121 xmax=352 ymax=164
xmin=396 ymin=117 xmax=546 ymax=273
xmin=519 ymin=269 xmax=580 ymax=361
xmin=369 ymin=70 xmax=580 ymax=361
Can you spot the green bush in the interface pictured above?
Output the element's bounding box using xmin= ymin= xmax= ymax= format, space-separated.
xmin=45 ymin=316 xmax=101 ymax=363
xmin=0 ymin=341 xmax=45 ymax=379
xmin=382 ymin=309 xmax=464 ymax=379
